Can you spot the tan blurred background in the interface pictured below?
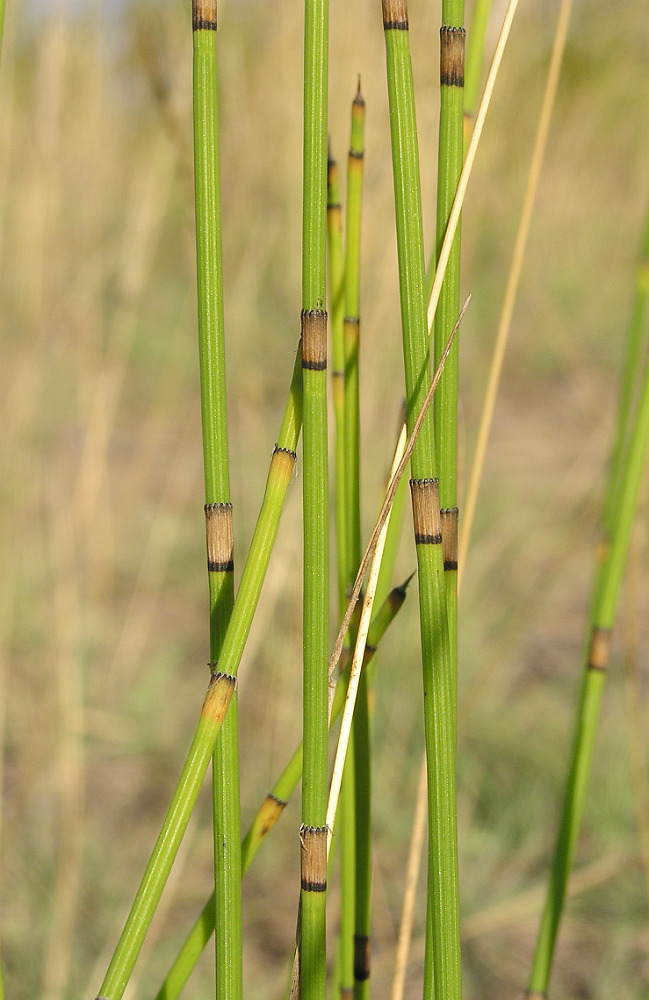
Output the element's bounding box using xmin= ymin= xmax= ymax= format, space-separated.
xmin=1 ymin=1 xmax=649 ymax=997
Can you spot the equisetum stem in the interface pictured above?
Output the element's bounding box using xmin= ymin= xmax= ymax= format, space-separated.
xmin=327 ymin=151 xmax=348 ymax=613
xmin=96 ymin=342 xmax=303 ymax=1000
xmin=382 ymin=3 xmax=460 ymax=999
xmin=96 ymin=674 xmax=236 ymax=1000
xmin=300 ymin=0 xmax=329 ymax=996
xmin=342 ymin=83 xmax=368 ymax=1000
xmin=150 ymin=583 xmax=411 ymax=1000
xmin=191 ymin=2 xmax=241 ymax=998
xmin=528 ymin=231 xmax=649 ymax=997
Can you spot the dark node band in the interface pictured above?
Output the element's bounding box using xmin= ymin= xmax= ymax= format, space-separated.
xmin=415 ymin=533 xmax=442 ymax=546
xmin=301 ymin=879 xmax=327 ymax=892
xmin=440 ymin=25 xmax=466 ymax=87
xmin=444 ymin=560 xmax=458 ymax=571
xmin=268 ymin=793 xmax=288 ymax=808
xmin=208 ymin=559 xmax=234 ymax=573
xmin=302 ymin=359 xmax=327 ymax=371
xmin=205 ymin=501 xmax=232 ymax=512
xmin=207 ymin=668 xmax=237 ymax=687
xmin=193 ymin=16 xmax=217 ymax=30
xmin=348 ymin=149 xmax=364 ymax=160
xmin=273 ymin=445 xmax=297 ymax=461
xmin=327 ymin=202 xmax=342 ymax=212
xmin=384 ymin=19 xmax=408 ymax=30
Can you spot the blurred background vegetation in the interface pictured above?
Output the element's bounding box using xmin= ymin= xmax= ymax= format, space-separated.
xmin=1 ymin=0 xmax=649 ymax=997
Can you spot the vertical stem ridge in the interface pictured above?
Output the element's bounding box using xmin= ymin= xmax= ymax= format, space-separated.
xmin=382 ymin=5 xmax=461 ymax=998
xmin=191 ymin=2 xmax=240 ymax=997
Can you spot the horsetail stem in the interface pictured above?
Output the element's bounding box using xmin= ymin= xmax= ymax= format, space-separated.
xmin=95 ymin=673 xmax=236 ymax=1000
xmin=300 ymin=0 xmax=329 ymax=994
xmin=151 ymin=582 xmax=411 ymax=1000
xmin=432 ymin=8 xmax=464 ymax=743
xmin=382 ymin=3 xmax=460 ymax=997
xmin=191 ymin=3 xmax=240 ymax=995
xmin=327 ymin=150 xmax=348 ymax=612
xmin=96 ymin=338 xmax=303 ymax=1000
xmin=528 ymin=202 xmax=649 ymax=996
xmin=340 ymin=82 xmax=368 ymax=1000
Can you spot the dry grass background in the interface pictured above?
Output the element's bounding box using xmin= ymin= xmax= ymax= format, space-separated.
xmin=1 ymin=0 xmax=649 ymax=997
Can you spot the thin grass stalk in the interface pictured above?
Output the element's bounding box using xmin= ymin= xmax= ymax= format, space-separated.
xmin=458 ymin=0 xmax=572 ymax=582
xmin=527 ymin=277 xmax=649 ymax=998
xmin=191 ymin=2 xmax=240 ymax=997
xmin=96 ymin=346 xmax=303 ymax=1000
xmin=381 ymin=4 xmax=460 ymax=996
xmin=300 ymin=0 xmax=329 ymax=995
xmin=151 ymin=582 xmax=411 ymax=1000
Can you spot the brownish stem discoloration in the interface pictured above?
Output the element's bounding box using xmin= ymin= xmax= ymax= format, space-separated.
xmin=410 ymin=479 xmax=442 ymax=545
xmin=192 ymin=0 xmax=217 ymax=31
xmin=587 ymin=626 xmax=612 ymax=672
xmin=440 ymin=506 xmax=459 ymax=571
xmin=353 ymin=935 xmax=370 ymax=982
xmin=201 ymin=672 xmax=236 ymax=724
xmin=382 ymin=0 xmax=408 ymax=30
xmin=254 ymin=793 xmax=288 ymax=839
xmin=300 ymin=825 xmax=328 ymax=892
xmin=205 ymin=502 xmax=233 ymax=573
xmin=301 ymin=309 xmax=328 ymax=371
xmin=440 ymin=25 xmax=466 ymax=87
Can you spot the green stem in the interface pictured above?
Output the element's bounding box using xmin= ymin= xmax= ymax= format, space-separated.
xmin=528 ymin=214 xmax=649 ymax=994
xmin=191 ymin=5 xmax=241 ymax=999
xmin=300 ymin=0 xmax=329 ymax=997
xmin=96 ymin=674 xmax=236 ymax=1000
xmin=382 ymin=5 xmax=460 ymax=1000
xmin=328 ymin=151 xmax=348 ymax=614
xmin=97 ymin=346 xmax=303 ymax=1000
xmin=151 ymin=580 xmax=411 ymax=1000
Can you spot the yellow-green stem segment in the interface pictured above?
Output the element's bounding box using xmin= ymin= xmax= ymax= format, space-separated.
xmin=300 ymin=0 xmax=329 ymax=995
xmin=191 ymin=3 xmax=241 ymax=997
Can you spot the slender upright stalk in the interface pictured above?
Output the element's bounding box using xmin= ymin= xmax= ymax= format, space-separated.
xmin=458 ymin=0 xmax=572 ymax=581
xmin=528 ymin=252 xmax=649 ymax=998
xmin=191 ymin=2 xmax=240 ymax=998
xmin=96 ymin=674 xmax=236 ymax=1000
xmin=300 ymin=0 xmax=329 ymax=998
xmin=328 ymin=151 xmax=347 ymax=613
xmin=432 ymin=4 xmax=464 ymax=692
xmin=382 ymin=4 xmax=460 ymax=999
xmin=151 ymin=582 xmax=411 ymax=1000
xmin=96 ymin=345 xmax=303 ymax=1000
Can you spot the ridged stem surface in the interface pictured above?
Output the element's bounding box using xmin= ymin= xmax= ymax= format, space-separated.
xmin=191 ymin=6 xmax=241 ymax=999
xmin=300 ymin=0 xmax=329 ymax=997
xmin=382 ymin=5 xmax=460 ymax=999
xmin=151 ymin=583 xmax=409 ymax=1000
